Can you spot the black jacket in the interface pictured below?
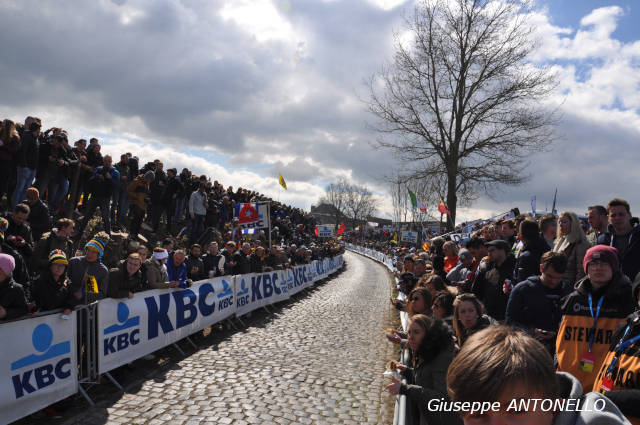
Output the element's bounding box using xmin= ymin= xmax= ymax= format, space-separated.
xmin=107 ymin=262 xmax=145 ymax=298
xmin=16 ymin=131 xmax=39 ymax=169
xmin=471 ymin=255 xmax=516 ymax=321
xmin=26 ymin=199 xmax=51 ymax=240
xmin=513 ymin=236 xmax=550 ymax=282
xmin=31 ymin=271 xmax=79 ymax=312
xmin=233 ymin=251 xmax=250 ymax=275
xmin=186 ymin=255 xmax=205 ymax=281
xmin=597 ymin=219 xmax=640 ymax=282
xmin=0 ymin=277 xmax=28 ymax=320
xmin=202 ymin=253 xmax=224 ymax=277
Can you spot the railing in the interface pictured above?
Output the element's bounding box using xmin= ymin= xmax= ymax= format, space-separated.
xmin=1 ymin=255 xmax=344 ymax=424
xmin=345 ymin=244 xmax=407 ymax=425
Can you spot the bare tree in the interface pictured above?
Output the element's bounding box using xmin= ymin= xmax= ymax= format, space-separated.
xmin=368 ymin=0 xmax=557 ymax=230
xmin=344 ymin=184 xmax=378 ymax=227
xmin=318 ymin=178 xmax=350 ymax=226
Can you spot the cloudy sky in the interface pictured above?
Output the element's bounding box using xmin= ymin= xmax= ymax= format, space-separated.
xmin=1 ymin=0 xmax=639 ymax=222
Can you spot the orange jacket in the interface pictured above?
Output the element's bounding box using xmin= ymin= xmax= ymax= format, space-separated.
xmin=556 ymin=273 xmax=634 ymax=391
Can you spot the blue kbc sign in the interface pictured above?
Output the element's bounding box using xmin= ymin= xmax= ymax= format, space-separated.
xmin=103 ymin=302 xmax=140 ymax=356
xmin=11 ymin=324 xmax=72 ymax=399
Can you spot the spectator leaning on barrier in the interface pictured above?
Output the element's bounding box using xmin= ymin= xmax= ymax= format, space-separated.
xmin=68 ymin=232 xmax=110 ymax=303
xmin=30 ymin=250 xmax=81 ymax=314
xmin=30 ymin=218 xmax=74 ymax=276
xmin=587 ymin=205 xmax=608 ymax=246
xmin=471 ymin=239 xmax=515 ymax=321
xmin=556 ymin=245 xmax=635 ymax=392
xmin=233 ymin=242 xmax=251 ymax=275
xmin=202 ymin=241 xmax=225 ymax=277
xmin=147 ymin=248 xmax=177 ymax=289
xmin=505 ymin=251 xmax=571 ymax=354
xmin=514 ymin=218 xmax=550 ymax=282
xmin=166 ymin=249 xmax=191 ymax=288
xmin=447 ymin=326 xmax=630 ymax=425
xmin=553 ymin=211 xmax=590 ymax=287
xmin=385 ymin=314 xmax=461 ymax=425
xmin=0 ymin=253 xmax=28 ymax=320
xmin=107 ymin=253 xmax=144 ymax=299
xmin=186 ymin=244 xmax=205 ymax=281
xmin=598 ymin=198 xmax=640 ymax=282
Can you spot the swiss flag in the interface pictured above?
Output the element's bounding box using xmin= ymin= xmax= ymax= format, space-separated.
xmin=314 ymin=227 xmax=319 ymax=236
xmin=337 ymin=222 xmax=346 ymax=235
xmin=237 ymin=203 xmax=259 ymax=224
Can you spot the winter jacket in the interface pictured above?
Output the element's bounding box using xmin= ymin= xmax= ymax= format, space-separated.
xmin=505 ymin=276 xmax=572 ymax=342
xmin=31 ymin=271 xmax=79 ymax=312
xmin=6 ymin=215 xmax=34 ymax=258
xmin=107 ymin=261 xmax=144 ymax=298
xmin=30 ymin=231 xmax=74 ymax=275
xmin=166 ymin=259 xmax=188 ymax=286
xmin=514 ymin=236 xmax=550 ymax=282
xmin=202 ymin=253 xmax=225 ymax=277
xmin=471 ymin=255 xmax=516 ymax=321
xmin=556 ymin=272 xmax=635 ymax=392
xmin=88 ymin=165 xmax=120 ymax=198
xmin=593 ymin=310 xmax=640 ymax=424
xmin=186 ymin=255 xmax=205 ymax=281
xmin=554 ymin=237 xmax=590 ymax=287
xmin=399 ymin=340 xmax=461 ymax=425
xmin=149 ymin=169 xmax=167 ymax=203
xmin=163 ymin=175 xmax=183 ymax=205
xmin=446 ymin=262 xmax=471 ymax=284
xmin=598 ymin=220 xmax=640 ymax=282
xmin=0 ymin=277 xmax=28 ymax=320
xmin=232 ymin=251 xmax=250 ymax=275
xmin=26 ymin=198 xmax=50 ymax=241
xmin=126 ymin=175 xmax=150 ymax=211
xmin=115 ymin=161 xmax=131 ymax=189
xmin=1 ymin=243 xmax=29 ymax=287
xmin=146 ymin=259 xmax=172 ymax=289
xmin=16 ymin=131 xmax=39 ymax=169
xmin=67 ymin=256 xmax=109 ymax=303
xmin=553 ymin=372 xmax=631 ymax=425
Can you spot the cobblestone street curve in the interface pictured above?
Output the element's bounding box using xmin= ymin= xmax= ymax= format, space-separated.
xmin=31 ymin=251 xmax=398 ymax=425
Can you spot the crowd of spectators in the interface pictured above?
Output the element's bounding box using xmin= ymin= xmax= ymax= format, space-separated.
xmin=350 ymin=197 xmax=640 ymax=424
xmin=0 ymin=116 xmax=344 ymax=326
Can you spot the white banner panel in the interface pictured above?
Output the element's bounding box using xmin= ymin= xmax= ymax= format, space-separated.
xmin=235 ymin=271 xmax=290 ymax=317
xmin=1 ymin=312 xmax=78 ymax=425
xmin=98 ymin=276 xmax=235 ymax=374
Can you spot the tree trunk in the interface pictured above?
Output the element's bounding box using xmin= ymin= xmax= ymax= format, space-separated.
xmin=446 ymin=173 xmax=457 ymax=231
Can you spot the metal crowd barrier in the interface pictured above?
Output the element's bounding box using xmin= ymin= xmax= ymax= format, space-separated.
xmin=345 ymin=244 xmax=407 ymax=425
xmin=2 ymin=255 xmax=345 ymax=423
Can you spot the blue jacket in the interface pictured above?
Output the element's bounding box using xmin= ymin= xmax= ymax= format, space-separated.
xmin=505 ymin=276 xmax=572 ymax=335
xmin=513 ymin=236 xmax=550 ymax=282
xmin=166 ymin=259 xmax=188 ymax=287
xmin=597 ymin=219 xmax=640 ymax=281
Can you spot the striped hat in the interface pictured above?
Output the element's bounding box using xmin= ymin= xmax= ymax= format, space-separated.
xmin=49 ymin=249 xmax=68 ymax=266
xmin=85 ymin=232 xmax=110 ymax=260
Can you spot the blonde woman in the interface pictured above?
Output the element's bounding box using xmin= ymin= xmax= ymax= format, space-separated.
xmin=552 ymin=211 xmax=590 ymax=286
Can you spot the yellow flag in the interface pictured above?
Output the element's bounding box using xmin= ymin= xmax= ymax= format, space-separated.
xmin=279 ymin=173 xmax=287 ymax=190
xmin=392 ymin=232 xmax=398 ymax=243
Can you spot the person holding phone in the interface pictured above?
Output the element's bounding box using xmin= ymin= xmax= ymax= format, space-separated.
xmin=505 ymin=251 xmax=573 ymax=354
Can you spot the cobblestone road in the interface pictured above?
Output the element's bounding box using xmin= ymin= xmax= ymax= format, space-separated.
xmin=26 ymin=252 xmax=398 ymax=425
